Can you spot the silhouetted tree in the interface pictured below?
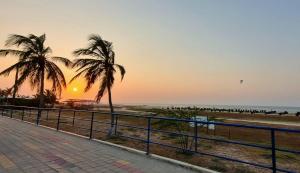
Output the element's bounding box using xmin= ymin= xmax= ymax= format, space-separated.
xmin=0 ymin=35 xmax=31 ymax=101
xmin=0 ymin=34 xmax=71 ymax=116
xmin=70 ymin=34 xmax=125 ymax=135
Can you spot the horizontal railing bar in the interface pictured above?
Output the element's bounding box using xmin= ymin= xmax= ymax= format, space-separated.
xmin=116 ymin=112 xmax=300 ymax=133
xmin=151 ymin=128 xmax=194 ymax=138
xmin=276 ymin=148 xmax=300 ymax=155
xmin=93 ymin=120 xmax=111 ymax=125
xmin=150 ymin=141 xmax=273 ymax=170
xmin=198 ymin=136 xmax=271 ymax=150
xmin=117 ymin=123 xmax=148 ymax=131
xmin=73 ymin=118 xmax=91 ymax=121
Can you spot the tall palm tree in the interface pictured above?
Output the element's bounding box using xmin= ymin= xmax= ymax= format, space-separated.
xmin=0 ymin=35 xmax=29 ymax=101
xmin=70 ymin=34 xmax=125 ymax=135
xmin=0 ymin=34 xmax=71 ymax=111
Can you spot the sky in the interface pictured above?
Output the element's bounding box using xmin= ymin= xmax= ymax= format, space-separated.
xmin=1 ymin=0 xmax=300 ymax=107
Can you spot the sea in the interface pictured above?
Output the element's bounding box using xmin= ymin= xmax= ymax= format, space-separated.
xmin=141 ymin=104 xmax=300 ymax=114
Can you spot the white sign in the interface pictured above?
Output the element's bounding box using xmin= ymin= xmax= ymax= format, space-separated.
xmin=190 ymin=116 xmax=215 ymax=130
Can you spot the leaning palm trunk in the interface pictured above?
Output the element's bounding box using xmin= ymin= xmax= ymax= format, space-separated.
xmin=39 ymin=68 xmax=45 ymax=108
xmin=37 ymin=68 xmax=45 ymax=122
xmin=107 ymin=87 xmax=115 ymax=136
xmin=12 ymin=66 xmax=19 ymax=101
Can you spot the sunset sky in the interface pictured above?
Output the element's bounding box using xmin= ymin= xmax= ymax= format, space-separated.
xmin=1 ymin=0 xmax=300 ymax=106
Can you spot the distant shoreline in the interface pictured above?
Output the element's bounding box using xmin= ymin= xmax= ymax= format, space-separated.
xmin=62 ymin=99 xmax=300 ymax=113
xmin=122 ymin=104 xmax=300 ymax=114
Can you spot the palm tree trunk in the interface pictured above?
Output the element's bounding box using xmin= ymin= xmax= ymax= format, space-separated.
xmin=39 ymin=69 xmax=45 ymax=108
xmin=12 ymin=66 xmax=19 ymax=104
xmin=37 ymin=68 xmax=45 ymax=123
xmin=108 ymin=86 xmax=115 ymax=136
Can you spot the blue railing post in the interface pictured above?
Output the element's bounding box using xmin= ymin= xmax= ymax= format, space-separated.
xmin=56 ymin=109 xmax=61 ymax=131
xmin=22 ymin=109 xmax=24 ymax=121
xmin=194 ymin=121 xmax=198 ymax=152
xmin=206 ymin=121 xmax=209 ymax=134
xmin=146 ymin=117 xmax=152 ymax=155
xmin=114 ymin=113 xmax=118 ymax=135
xmin=46 ymin=109 xmax=49 ymax=120
xmin=72 ymin=110 xmax=76 ymax=126
xmin=271 ymin=129 xmax=277 ymax=173
xmin=89 ymin=112 xmax=95 ymax=139
xmin=10 ymin=108 xmax=13 ymax=118
xmin=36 ymin=108 xmax=41 ymax=125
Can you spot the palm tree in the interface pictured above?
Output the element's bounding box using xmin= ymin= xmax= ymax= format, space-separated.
xmin=0 ymin=34 xmax=71 ymax=112
xmin=70 ymin=34 xmax=125 ymax=135
xmin=0 ymin=35 xmax=29 ymax=101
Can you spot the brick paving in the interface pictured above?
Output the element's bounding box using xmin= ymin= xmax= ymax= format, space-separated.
xmin=0 ymin=116 xmax=199 ymax=173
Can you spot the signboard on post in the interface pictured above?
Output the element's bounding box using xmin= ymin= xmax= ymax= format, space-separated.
xmin=190 ymin=116 xmax=215 ymax=130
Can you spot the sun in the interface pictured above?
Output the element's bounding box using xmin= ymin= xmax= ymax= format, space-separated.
xmin=72 ymin=87 xmax=78 ymax=92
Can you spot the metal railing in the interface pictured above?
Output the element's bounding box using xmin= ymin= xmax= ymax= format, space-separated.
xmin=0 ymin=105 xmax=300 ymax=173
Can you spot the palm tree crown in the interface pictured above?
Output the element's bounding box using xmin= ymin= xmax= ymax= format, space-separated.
xmin=0 ymin=34 xmax=71 ymax=107
xmin=71 ymin=34 xmax=125 ymax=102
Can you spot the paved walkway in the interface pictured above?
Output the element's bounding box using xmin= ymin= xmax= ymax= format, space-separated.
xmin=0 ymin=116 xmax=199 ymax=173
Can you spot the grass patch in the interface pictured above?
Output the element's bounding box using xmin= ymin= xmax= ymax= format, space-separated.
xmin=209 ymin=159 xmax=228 ymax=172
xmin=234 ymin=166 xmax=255 ymax=173
xmin=106 ymin=135 xmax=127 ymax=144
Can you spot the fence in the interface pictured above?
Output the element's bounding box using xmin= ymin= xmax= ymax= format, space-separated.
xmin=0 ymin=105 xmax=300 ymax=173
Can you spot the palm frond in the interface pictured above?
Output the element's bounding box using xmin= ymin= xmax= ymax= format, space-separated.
xmin=73 ymin=48 xmax=101 ymax=58
xmin=114 ymin=64 xmax=126 ymax=80
xmin=13 ymin=63 xmax=35 ymax=90
xmin=88 ymin=34 xmax=111 ymax=57
xmin=51 ymin=56 xmax=72 ymax=67
xmin=95 ymin=75 xmax=108 ymax=102
xmin=5 ymin=34 xmax=34 ymax=48
xmin=42 ymin=47 xmax=52 ymax=55
xmin=83 ymin=65 xmax=104 ymax=92
xmin=0 ymin=49 xmax=25 ymax=57
xmin=72 ymin=58 xmax=100 ymax=68
xmin=0 ymin=61 xmax=26 ymax=76
xmin=45 ymin=61 xmax=67 ymax=95
xmin=69 ymin=68 xmax=89 ymax=84
xmin=28 ymin=34 xmax=45 ymax=52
